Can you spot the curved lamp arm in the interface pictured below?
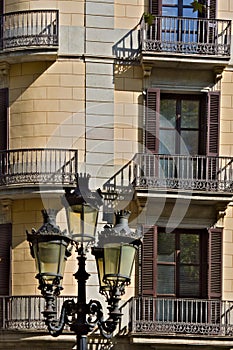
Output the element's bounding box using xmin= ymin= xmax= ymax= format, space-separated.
xmin=43 ymin=296 xmax=121 ymax=339
xmin=44 ymin=299 xmax=76 ymax=337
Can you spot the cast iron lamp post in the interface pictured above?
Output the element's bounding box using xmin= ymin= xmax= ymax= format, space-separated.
xmin=27 ymin=174 xmax=141 ymax=350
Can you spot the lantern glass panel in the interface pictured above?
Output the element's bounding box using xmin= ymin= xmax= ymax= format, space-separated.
xmin=104 ymin=243 xmax=121 ymax=281
xmin=97 ymin=256 xmax=109 ymax=290
xmin=67 ymin=204 xmax=98 ymax=242
xmin=119 ymin=244 xmax=136 ymax=279
xmin=104 ymin=243 xmax=136 ymax=282
xmin=33 ymin=241 xmax=66 ymax=283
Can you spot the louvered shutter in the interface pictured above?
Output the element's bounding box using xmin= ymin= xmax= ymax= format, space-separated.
xmin=207 ymin=91 xmax=220 ymax=157
xmin=206 ymin=91 xmax=220 ymax=181
xmin=209 ymin=0 xmax=216 ymax=19
xmin=0 ymin=223 xmax=11 ymax=295
xmin=199 ymin=95 xmax=208 ymax=155
xmin=0 ymin=223 xmax=11 ymax=328
xmin=141 ymin=226 xmax=157 ymax=296
xmin=0 ymin=88 xmax=8 ymax=150
xmin=149 ymin=0 xmax=162 ymax=16
xmin=208 ymin=227 xmax=222 ymax=300
xmin=145 ymin=88 xmax=160 ymax=154
xmin=208 ymin=227 xmax=222 ymax=323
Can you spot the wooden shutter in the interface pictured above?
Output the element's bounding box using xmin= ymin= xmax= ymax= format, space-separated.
xmin=206 ymin=91 xmax=220 ymax=181
xmin=149 ymin=0 xmax=162 ymax=16
xmin=0 ymin=88 xmax=8 ymax=150
xmin=0 ymin=223 xmax=11 ymax=295
xmin=145 ymin=88 xmax=160 ymax=154
xmin=208 ymin=227 xmax=222 ymax=300
xmin=141 ymin=226 xmax=157 ymax=296
xmin=209 ymin=0 xmax=216 ymax=19
xmin=207 ymin=91 xmax=220 ymax=157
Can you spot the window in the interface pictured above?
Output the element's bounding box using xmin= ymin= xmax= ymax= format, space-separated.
xmin=150 ymin=0 xmax=216 ymax=18
xmin=145 ymin=89 xmax=220 ymax=158
xmin=140 ymin=226 xmax=222 ymax=301
xmin=149 ymin=0 xmax=217 ymax=49
xmin=162 ymin=0 xmax=198 ymax=18
xmin=159 ymin=95 xmax=200 ymax=155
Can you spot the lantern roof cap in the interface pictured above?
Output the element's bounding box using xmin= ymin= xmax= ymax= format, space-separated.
xmin=26 ymin=209 xmax=71 ymax=242
xmin=98 ymin=210 xmax=142 ymax=248
xmin=62 ymin=173 xmax=103 ymax=209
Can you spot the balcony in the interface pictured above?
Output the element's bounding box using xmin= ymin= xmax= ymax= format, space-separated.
xmin=104 ymin=153 xmax=233 ymax=195
xmin=0 ymin=148 xmax=77 ymax=189
xmin=139 ymin=15 xmax=231 ymax=68
xmin=120 ymin=297 xmax=233 ymax=338
xmin=103 ymin=154 xmax=233 ymax=225
xmin=0 ymin=295 xmax=76 ymax=330
xmin=0 ymin=10 xmax=59 ymax=63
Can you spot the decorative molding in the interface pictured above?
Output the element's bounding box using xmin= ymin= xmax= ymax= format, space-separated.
xmin=0 ymin=62 xmax=10 ymax=76
xmin=214 ymin=66 xmax=223 ymax=83
xmin=216 ymin=210 xmax=226 ymax=228
xmin=143 ymin=64 xmax=152 ymax=77
xmin=0 ymin=199 xmax=13 ymax=223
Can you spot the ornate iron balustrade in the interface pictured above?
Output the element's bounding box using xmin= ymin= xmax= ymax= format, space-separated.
xmin=140 ymin=15 xmax=231 ymax=57
xmin=0 ymin=295 xmax=77 ymax=330
xmin=103 ymin=154 xmax=233 ymax=194
xmin=119 ymin=297 xmax=233 ymax=336
xmin=0 ymin=10 xmax=59 ymax=50
xmin=0 ymin=148 xmax=78 ymax=186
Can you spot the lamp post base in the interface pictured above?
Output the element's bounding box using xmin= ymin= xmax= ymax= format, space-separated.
xmin=77 ymin=335 xmax=87 ymax=350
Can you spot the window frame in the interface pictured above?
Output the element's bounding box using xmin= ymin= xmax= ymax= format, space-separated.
xmin=141 ymin=226 xmax=222 ymax=301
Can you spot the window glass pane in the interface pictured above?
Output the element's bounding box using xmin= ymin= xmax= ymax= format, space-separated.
xmin=180 ymin=234 xmax=200 ymax=264
xmin=158 ymin=232 xmax=175 ymax=262
xmin=183 ymin=0 xmax=193 ymax=4
xmin=157 ymin=265 xmax=175 ymax=294
xmin=159 ymin=129 xmax=176 ymax=154
xmin=181 ymin=100 xmax=199 ymax=128
xmin=160 ymin=99 xmax=176 ymax=128
xmin=179 ymin=265 xmax=200 ymax=296
xmin=180 ymin=130 xmax=199 ymax=154
xmin=163 ymin=0 xmax=178 ymax=4
xmin=183 ymin=8 xmax=198 ymax=18
xmin=162 ymin=7 xmax=178 ymax=16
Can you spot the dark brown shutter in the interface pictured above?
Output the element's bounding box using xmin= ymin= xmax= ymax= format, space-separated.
xmin=207 ymin=91 xmax=220 ymax=181
xmin=199 ymin=94 xmax=208 ymax=155
xmin=207 ymin=91 xmax=220 ymax=157
xmin=141 ymin=226 xmax=157 ymax=296
xmin=0 ymin=223 xmax=11 ymax=296
xmin=145 ymin=88 xmax=160 ymax=154
xmin=209 ymin=0 xmax=216 ymax=19
xmin=149 ymin=0 xmax=162 ymax=16
xmin=208 ymin=227 xmax=222 ymax=300
xmin=0 ymin=88 xmax=8 ymax=150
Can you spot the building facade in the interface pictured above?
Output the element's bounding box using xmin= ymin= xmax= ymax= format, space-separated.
xmin=0 ymin=0 xmax=233 ymax=349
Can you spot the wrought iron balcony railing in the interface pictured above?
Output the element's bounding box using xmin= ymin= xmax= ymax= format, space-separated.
xmin=1 ymin=295 xmax=233 ymax=337
xmin=0 ymin=10 xmax=59 ymax=51
xmin=140 ymin=15 xmax=231 ymax=57
xmin=0 ymin=148 xmax=78 ymax=187
xmin=119 ymin=297 xmax=233 ymax=337
xmin=0 ymin=295 xmax=77 ymax=330
xmin=103 ymin=154 xmax=233 ymax=194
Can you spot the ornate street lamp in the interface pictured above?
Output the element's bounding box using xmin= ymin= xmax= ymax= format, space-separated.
xmin=27 ymin=209 xmax=72 ymax=319
xmin=27 ymin=174 xmax=141 ymax=350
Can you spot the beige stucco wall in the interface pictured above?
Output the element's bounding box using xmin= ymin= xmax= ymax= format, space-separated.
xmin=9 ymin=61 xmax=85 ymax=161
